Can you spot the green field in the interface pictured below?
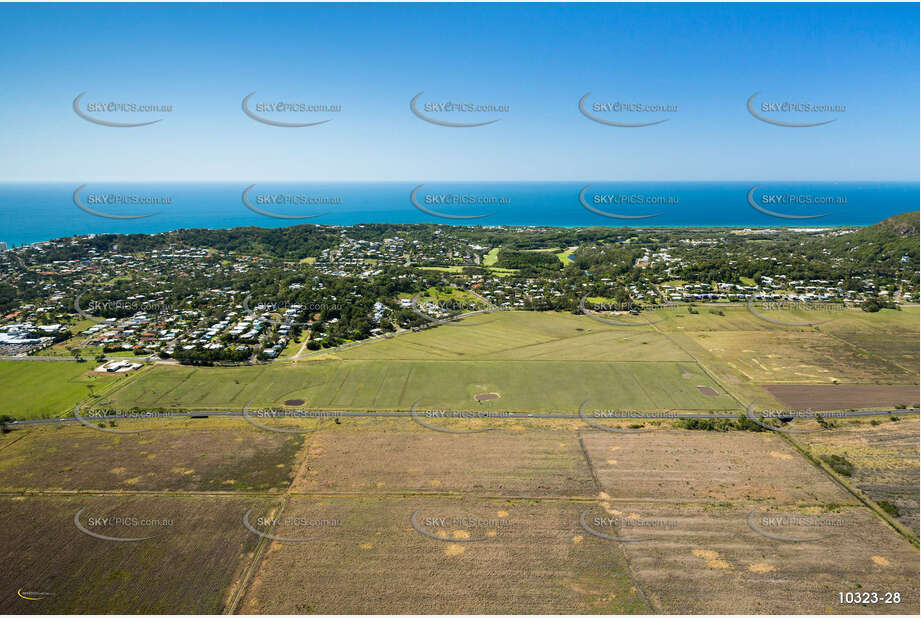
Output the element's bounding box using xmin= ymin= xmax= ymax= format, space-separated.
xmin=482 ymin=247 xmax=500 ymax=266
xmin=0 ymin=361 xmax=123 ymax=419
xmin=13 ymin=308 xmax=918 ymax=419
xmin=94 ymin=311 xmax=740 ymax=413
xmin=99 ymin=358 xmax=736 ymax=413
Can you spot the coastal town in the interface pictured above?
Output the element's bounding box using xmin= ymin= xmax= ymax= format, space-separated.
xmin=1 ymin=218 xmax=916 ymax=362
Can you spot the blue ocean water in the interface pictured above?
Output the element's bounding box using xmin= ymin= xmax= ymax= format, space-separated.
xmin=0 ymin=182 xmax=917 ymax=247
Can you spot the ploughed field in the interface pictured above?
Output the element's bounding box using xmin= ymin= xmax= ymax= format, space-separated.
xmin=0 ymin=415 xmax=917 ymax=614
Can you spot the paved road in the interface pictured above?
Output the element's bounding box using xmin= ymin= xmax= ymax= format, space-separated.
xmin=10 ymin=408 xmax=918 ymax=427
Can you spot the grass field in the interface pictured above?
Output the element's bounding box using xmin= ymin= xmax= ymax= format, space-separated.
xmin=482 ymin=247 xmax=499 ymax=266
xmin=99 ymin=358 xmax=737 ymax=413
xmin=656 ymin=306 xmax=919 ymax=386
xmin=8 ymin=308 xmax=919 ymax=420
xmin=0 ymin=361 xmax=124 ymax=419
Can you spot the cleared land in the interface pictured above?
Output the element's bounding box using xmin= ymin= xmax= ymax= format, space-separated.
xmin=340 ymin=312 xmax=690 ymax=362
xmin=0 ymin=494 xmax=269 ymax=614
xmin=793 ymin=417 xmax=921 ymax=536
xmin=582 ymin=428 xmax=852 ymax=504
xmin=601 ymin=502 xmax=919 ymax=614
xmin=664 ymin=307 xmax=919 ymax=385
xmin=290 ymin=417 xmax=594 ymax=496
xmin=0 ymin=419 xmax=304 ymax=492
xmin=238 ymin=495 xmax=650 ymax=614
xmin=763 ymin=384 xmax=919 ymax=411
xmin=0 ymin=413 xmax=917 ymax=614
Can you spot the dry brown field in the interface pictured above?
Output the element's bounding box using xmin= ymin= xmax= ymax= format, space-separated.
xmin=763 ymin=384 xmax=920 ymax=411
xmin=0 ymin=494 xmax=270 ymax=614
xmin=793 ymin=417 xmax=921 ymax=536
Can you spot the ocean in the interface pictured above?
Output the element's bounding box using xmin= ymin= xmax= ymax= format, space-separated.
xmin=1 ymin=182 xmax=917 ymax=247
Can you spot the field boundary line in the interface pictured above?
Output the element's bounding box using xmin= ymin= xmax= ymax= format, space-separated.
xmin=649 ymin=323 xmax=747 ymax=410
xmin=224 ymin=496 xmax=288 ymax=614
xmin=226 ymin=424 xmax=322 ymax=613
xmin=577 ymin=432 xmax=602 ymax=492
xmin=0 ymin=489 xmax=868 ymax=508
xmin=0 ymin=432 xmax=29 ymax=453
xmin=780 ymin=432 xmax=920 ymax=550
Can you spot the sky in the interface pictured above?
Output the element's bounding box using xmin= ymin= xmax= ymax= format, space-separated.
xmin=0 ymin=2 xmax=917 ymax=182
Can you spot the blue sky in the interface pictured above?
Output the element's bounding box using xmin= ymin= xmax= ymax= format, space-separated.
xmin=0 ymin=2 xmax=917 ymax=181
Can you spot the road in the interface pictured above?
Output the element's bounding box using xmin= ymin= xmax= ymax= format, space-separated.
xmin=10 ymin=408 xmax=918 ymax=427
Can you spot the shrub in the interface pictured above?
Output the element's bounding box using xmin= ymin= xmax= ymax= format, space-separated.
xmin=878 ymin=500 xmax=900 ymax=518
xmin=820 ymin=454 xmax=854 ymax=477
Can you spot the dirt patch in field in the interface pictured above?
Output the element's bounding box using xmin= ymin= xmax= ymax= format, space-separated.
xmin=696 ymin=386 xmax=720 ymax=397
xmin=763 ymin=384 xmax=919 ymax=411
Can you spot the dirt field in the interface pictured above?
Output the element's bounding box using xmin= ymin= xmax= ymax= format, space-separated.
xmin=0 ymin=419 xmax=304 ymax=492
xmin=763 ymin=384 xmax=920 ymax=411
xmin=237 ymin=496 xmax=650 ymax=614
xmin=0 ymin=494 xmax=270 ymax=614
xmin=603 ymin=502 xmax=919 ymax=614
xmin=581 ymin=429 xmax=852 ymax=504
xmin=689 ymin=330 xmax=917 ymax=384
xmin=1 ymin=412 xmax=916 ymax=614
xmin=291 ymin=418 xmax=594 ymax=496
